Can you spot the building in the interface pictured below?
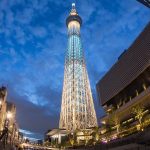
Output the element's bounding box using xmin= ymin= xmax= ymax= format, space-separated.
xmin=6 ymin=102 xmax=17 ymax=141
xmin=36 ymin=140 xmax=43 ymax=145
xmin=6 ymin=102 xmax=16 ymax=127
xmin=59 ymin=3 xmax=97 ymax=131
xmin=44 ymin=129 xmax=52 ymax=142
xmin=0 ymin=87 xmax=21 ymax=148
xmin=76 ymin=128 xmax=93 ymax=143
xmin=45 ymin=128 xmax=94 ymax=145
xmin=137 ymin=0 xmax=150 ymax=8
xmin=0 ymin=86 xmax=7 ymax=131
xmin=18 ymin=132 xmax=24 ymax=143
xmin=46 ymin=129 xmax=69 ymax=144
xmin=6 ymin=102 xmax=16 ymax=115
xmin=0 ymin=87 xmax=17 ymax=133
xmin=96 ymin=22 xmax=150 ymax=134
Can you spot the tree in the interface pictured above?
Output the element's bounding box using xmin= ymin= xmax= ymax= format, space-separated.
xmin=109 ymin=113 xmax=121 ymax=136
xmin=69 ymin=138 xmax=74 ymax=146
xmin=132 ymin=104 xmax=145 ymax=130
xmin=68 ymin=130 xmax=78 ymax=147
xmin=92 ymin=127 xmax=99 ymax=143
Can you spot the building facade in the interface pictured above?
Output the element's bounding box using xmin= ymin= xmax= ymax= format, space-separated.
xmin=0 ymin=87 xmax=7 ymax=131
xmin=6 ymin=102 xmax=17 ymax=135
xmin=97 ymin=22 xmax=150 ymax=130
xmin=46 ymin=129 xmax=68 ymax=144
xmin=0 ymin=87 xmax=20 ymax=147
xmin=137 ymin=0 xmax=150 ymax=8
xmin=59 ymin=3 xmax=97 ymax=131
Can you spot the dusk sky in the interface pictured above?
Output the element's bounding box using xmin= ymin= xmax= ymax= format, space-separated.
xmin=0 ymin=0 xmax=149 ymax=139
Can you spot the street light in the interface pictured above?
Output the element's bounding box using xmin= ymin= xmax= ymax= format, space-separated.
xmin=6 ymin=112 xmax=13 ymax=119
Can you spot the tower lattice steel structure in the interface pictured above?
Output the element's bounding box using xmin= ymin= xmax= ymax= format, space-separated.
xmin=59 ymin=3 xmax=97 ymax=131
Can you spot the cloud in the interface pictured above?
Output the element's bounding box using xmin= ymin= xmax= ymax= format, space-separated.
xmin=15 ymin=7 xmax=34 ymax=25
xmin=14 ymin=27 xmax=26 ymax=45
xmin=19 ymin=129 xmax=43 ymax=140
xmin=20 ymin=129 xmax=34 ymax=135
xmin=0 ymin=0 xmax=149 ymax=139
xmin=78 ymin=0 xmax=99 ymax=22
xmin=30 ymin=26 xmax=47 ymax=38
xmin=5 ymin=82 xmax=60 ymax=138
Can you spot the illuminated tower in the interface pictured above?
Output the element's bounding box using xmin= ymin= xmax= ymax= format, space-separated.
xmin=59 ymin=3 xmax=97 ymax=131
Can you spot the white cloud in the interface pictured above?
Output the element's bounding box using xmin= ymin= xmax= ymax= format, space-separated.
xmin=19 ymin=129 xmax=41 ymax=140
xmin=15 ymin=7 xmax=34 ymax=25
xmin=79 ymin=0 xmax=99 ymax=22
xmin=30 ymin=26 xmax=47 ymax=38
xmin=20 ymin=129 xmax=34 ymax=135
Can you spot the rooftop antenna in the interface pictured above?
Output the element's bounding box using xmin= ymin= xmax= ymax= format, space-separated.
xmin=72 ymin=3 xmax=75 ymax=9
xmin=70 ymin=2 xmax=77 ymax=14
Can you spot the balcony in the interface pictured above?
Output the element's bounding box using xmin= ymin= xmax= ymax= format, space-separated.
xmin=100 ymin=86 xmax=150 ymax=123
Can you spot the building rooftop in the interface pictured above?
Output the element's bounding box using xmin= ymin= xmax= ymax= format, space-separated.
xmin=46 ymin=128 xmax=68 ymax=136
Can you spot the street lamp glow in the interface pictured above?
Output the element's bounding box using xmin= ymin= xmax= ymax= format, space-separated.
xmin=6 ymin=111 xmax=13 ymax=119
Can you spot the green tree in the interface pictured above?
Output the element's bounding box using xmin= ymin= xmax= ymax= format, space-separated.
xmin=68 ymin=130 xmax=78 ymax=147
xmin=109 ymin=113 xmax=121 ymax=136
xmin=92 ymin=127 xmax=99 ymax=142
xmin=69 ymin=138 xmax=74 ymax=146
xmin=132 ymin=104 xmax=145 ymax=130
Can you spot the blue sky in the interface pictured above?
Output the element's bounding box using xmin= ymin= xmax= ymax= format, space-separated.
xmin=0 ymin=0 xmax=149 ymax=139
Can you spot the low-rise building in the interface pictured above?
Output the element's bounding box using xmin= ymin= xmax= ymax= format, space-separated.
xmin=0 ymin=87 xmax=20 ymax=146
xmin=0 ymin=87 xmax=7 ymax=131
xmin=46 ymin=128 xmax=69 ymax=144
xmin=6 ymin=102 xmax=16 ymax=129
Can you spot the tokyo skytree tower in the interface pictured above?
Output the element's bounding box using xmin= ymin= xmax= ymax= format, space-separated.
xmin=59 ymin=3 xmax=97 ymax=131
